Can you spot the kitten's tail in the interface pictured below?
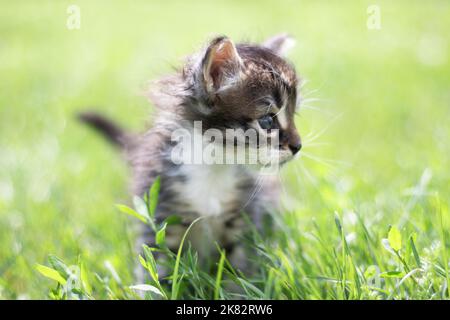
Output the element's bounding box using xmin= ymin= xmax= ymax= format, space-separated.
xmin=77 ymin=111 xmax=126 ymax=147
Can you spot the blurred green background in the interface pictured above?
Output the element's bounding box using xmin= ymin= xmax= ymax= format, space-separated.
xmin=0 ymin=0 xmax=449 ymax=299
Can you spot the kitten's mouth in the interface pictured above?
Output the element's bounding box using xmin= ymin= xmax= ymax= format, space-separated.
xmin=278 ymin=155 xmax=294 ymax=165
xmin=279 ymin=148 xmax=297 ymax=163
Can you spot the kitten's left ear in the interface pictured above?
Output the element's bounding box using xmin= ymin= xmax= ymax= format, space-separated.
xmin=262 ymin=33 xmax=296 ymax=57
xmin=202 ymin=37 xmax=244 ymax=93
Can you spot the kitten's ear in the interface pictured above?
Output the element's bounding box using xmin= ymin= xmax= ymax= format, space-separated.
xmin=262 ymin=33 xmax=295 ymax=57
xmin=202 ymin=37 xmax=243 ymax=93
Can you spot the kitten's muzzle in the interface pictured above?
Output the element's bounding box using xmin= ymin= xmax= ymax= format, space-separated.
xmin=280 ymin=125 xmax=301 ymax=156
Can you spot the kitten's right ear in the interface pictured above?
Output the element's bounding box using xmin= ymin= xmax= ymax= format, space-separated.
xmin=262 ymin=33 xmax=295 ymax=57
xmin=202 ymin=37 xmax=243 ymax=94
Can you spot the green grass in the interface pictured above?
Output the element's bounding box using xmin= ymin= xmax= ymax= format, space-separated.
xmin=0 ymin=0 xmax=449 ymax=299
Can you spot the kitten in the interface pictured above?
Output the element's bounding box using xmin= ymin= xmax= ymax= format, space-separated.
xmin=79 ymin=34 xmax=302 ymax=273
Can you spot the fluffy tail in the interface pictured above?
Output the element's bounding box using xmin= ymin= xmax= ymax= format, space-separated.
xmin=78 ymin=111 xmax=126 ymax=147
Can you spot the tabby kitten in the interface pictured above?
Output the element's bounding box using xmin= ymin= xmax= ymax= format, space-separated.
xmin=80 ymin=34 xmax=302 ymax=273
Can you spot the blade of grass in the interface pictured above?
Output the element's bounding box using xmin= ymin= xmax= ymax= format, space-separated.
xmin=214 ymin=248 xmax=226 ymax=300
xmin=171 ymin=216 xmax=203 ymax=300
xmin=436 ymin=194 xmax=450 ymax=298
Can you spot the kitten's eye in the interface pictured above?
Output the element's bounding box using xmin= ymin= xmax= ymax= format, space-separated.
xmin=258 ymin=115 xmax=274 ymax=130
xmin=263 ymin=99 xmax=274 ymax=108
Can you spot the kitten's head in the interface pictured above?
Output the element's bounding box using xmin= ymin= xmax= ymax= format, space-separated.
xmin=184 ymin=34 xmax=302 ymax=166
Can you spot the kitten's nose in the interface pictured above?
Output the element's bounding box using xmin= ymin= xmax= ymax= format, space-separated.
xmin=289 ymin=142 xmax=302 ymax=155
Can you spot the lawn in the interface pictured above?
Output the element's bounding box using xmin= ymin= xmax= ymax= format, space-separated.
xmin=0 ymin=0 xmax=449 ymax=299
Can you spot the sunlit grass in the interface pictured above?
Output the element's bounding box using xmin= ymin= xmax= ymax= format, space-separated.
xmin=0 ymin=0 xmax=449 ymax=299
